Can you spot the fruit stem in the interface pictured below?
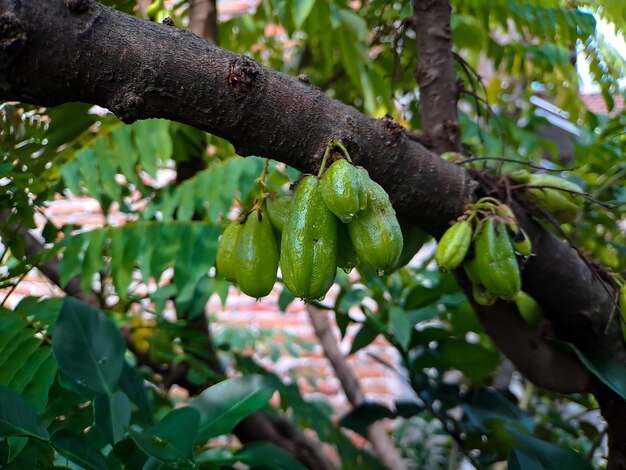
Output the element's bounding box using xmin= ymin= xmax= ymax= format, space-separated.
xmin=332 ymin=139 xmax=352 ymax=163
xmin=318 ymin=145 xmax=332 ymax=177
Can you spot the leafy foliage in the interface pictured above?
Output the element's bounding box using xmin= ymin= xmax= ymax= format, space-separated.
xmin=1 ymin=0 xmax=625 ymax=468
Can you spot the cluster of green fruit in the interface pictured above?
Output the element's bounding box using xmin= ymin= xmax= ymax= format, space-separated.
xmin=216 ymin=146 xmax=404 ymax=301
xmin=435 ymin=198 xmax=532 ymax=306
xmin=510 ymin=170 xmax=584 ymax=223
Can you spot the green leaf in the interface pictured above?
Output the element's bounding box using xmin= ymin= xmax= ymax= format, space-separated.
xmin=438 ymin=339 xmax=500 ymax=380
xmin=388 ymin=306 xmax=412 ymax=351
xmin=506 ymin=426 xmax=593 ymax=470
xmin=339 ymin=402 xmax=396 ymax=437
xmin=235 ymin=442 xmax=308 ymax=470
xmin=81 ymin=228 xmax=107 ymax=292
xmin=139 ymin=406 xmax=199 ymax=459
xmin=349 ymin=323 xmax=379 ymax=355
xmin=52 ymin=297 xmax=125 ymax=395
xmin=508 ymin=448 xmax=544 ymax=470
xmin=94 ymin=391 xmax=131 ymax=445
xmin=118 ymin=362 xmax=152 ymax=416
xmin=129 ymin=408 xmax=199 ymax=467
xmin=566 ymin=342 xmax=626 ymax=401
xmin=191 ymin=375 xmax=277 ymax=440
xmin=51 ymin=429 xmax=109 ymax=470
xmin=0 ymin=308 xmax=57 ymax=412
xmin=293 ymin=0 xmax=315 ymax=28
xmin=461 ymin=388 xmax=533 ymax=433
xmin=278 ymin=286 xmax=295 ymax=311
xmin=0 ymin=386 xmax=49 ymax=441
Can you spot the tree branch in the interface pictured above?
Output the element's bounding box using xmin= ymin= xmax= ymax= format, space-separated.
xmin=0 ymin=0 xmax=623 ymax=394
xmin=307 ymin=305 xmax=407 ymax=470
xmin=412 ymin=0 xmax=461 ymax=154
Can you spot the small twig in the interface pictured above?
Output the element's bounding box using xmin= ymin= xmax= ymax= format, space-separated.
xmin=459 ymin=156 xmax=579 ymax=172
xmin=306 ymin=304 xmax=407 ymax=470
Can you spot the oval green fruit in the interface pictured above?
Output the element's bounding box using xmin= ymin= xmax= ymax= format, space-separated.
xmin=216 ymin=222 xmax=242 ymax=282
xmin=472 ymin=283 xmax=496 ymax=306
xmin=320 ymin=159 xmax=368 ymax=223
xmin=474 ymin=217 xmax=521 ymax=300
xmin=511 ymin=228 xmax=533 ymax=257
xmin=265 ymin=194 xmax=292 ymax=233
xmin=281 ymin=176 xmax=338 ymax=300
xmin=514 ymin=291 xmax=543 ymax=327
xmin=434 ymin=220 xmax=473 ymax=272
xmin=347 ymin=177 xmax=403 ymax=274
xmin=235 ymin=209 xmax=279 ymax=298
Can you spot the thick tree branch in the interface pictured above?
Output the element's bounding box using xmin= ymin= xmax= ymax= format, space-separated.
xmin=307 ymin=305 xmax=407 ymax=470
xmin=412 ymin=0 xmax=461 ymax=154
xmin=0 ymin=0 xmax=623 ymax=393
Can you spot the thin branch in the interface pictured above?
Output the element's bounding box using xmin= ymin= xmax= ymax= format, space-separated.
xmin=306 ymin=304 xmax=407 ymax=470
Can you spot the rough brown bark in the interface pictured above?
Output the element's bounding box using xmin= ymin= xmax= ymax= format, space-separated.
xmin=413 ymin=0 xmax=461 ymax=154
xmin=307 ymin=306 xmax=407 ymax=470
xmin=1 ymin=0 xmax=624 ymax=436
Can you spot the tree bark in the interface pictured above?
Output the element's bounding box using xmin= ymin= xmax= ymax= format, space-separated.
xmin=413 ymin=0 xmax=462 ymax=154
xmin=1 ymin=0 xmax=624 ymax=423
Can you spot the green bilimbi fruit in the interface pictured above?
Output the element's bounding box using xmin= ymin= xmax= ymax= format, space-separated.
xmin=216 ymin=222 xmax=242 ymax=282
xmin=434 ymin=220 xmax=473 ymax=272
xmin=463 ymin=257 xmax=482 ymax=286
xmin=281 ymin=176 xmax=338 ymax=300
xmin=472 ymin=283 xmax=496 ymax=306
xmin=524 ymin=174 xmax=583 ymax=223
xmin=463 ymin=258 xmax=495 ymax=306
xmin=320 ymin=159 xmax=368 ymax=223
xmin=235 ymin=209 xmax=279 ymax=298
xmin=474 ymin=217 xmax=521 ymax=300
xmin=266 ymin=194 xmax=292 ymax=233
xmin=511 ymin=228 xmax=533 ymax=257
xmin=336 ymin=223 xmax=359 ymax=273
xmin=514 ymin=291 xmax=543 ymax=328
xmin=348 ymin=175 xmax=403 ymax=274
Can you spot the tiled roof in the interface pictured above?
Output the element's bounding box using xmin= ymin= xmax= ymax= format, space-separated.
xmin=580 ymin=93 xmax=625 ymax=115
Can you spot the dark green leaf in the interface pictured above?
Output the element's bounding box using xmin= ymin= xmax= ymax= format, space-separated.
xmin=51 ymin=429 xmax=109 ymax=470
xmin=118 ymin=362 xmax=152 ymax=416
xmin=566 ymin=342 xmax=626 ymax=400
xmin=0 ymin=386 xmax=49 ymax=441
xmin=94 ymin=392 xmax=131 ymax=445
xmin=278 ymin=286 xmax=295 ymax=311
xmin=388 ymin=306 xmax=412 ymax=351
xmin=191 ymin=375 xmax=277 ymax=440
xmin=506 ymin=426 xmax=592 ymax=470
xmin=52 ymin=297 xmax=125 ymax=395
xmin=235 ymin=442 xmax=308 ymax=470
xmin=508 ymin=448 xmax=545 ymax=470
xmin=404 ymin=285 xmax=441 ymax=310
xmin=338 ymin=402 xmax=396 ymax=437
xmin=438 ymin=339 xmax=500 ymax=380
xmin=349 ymin=323 xmax=380 ymax=355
